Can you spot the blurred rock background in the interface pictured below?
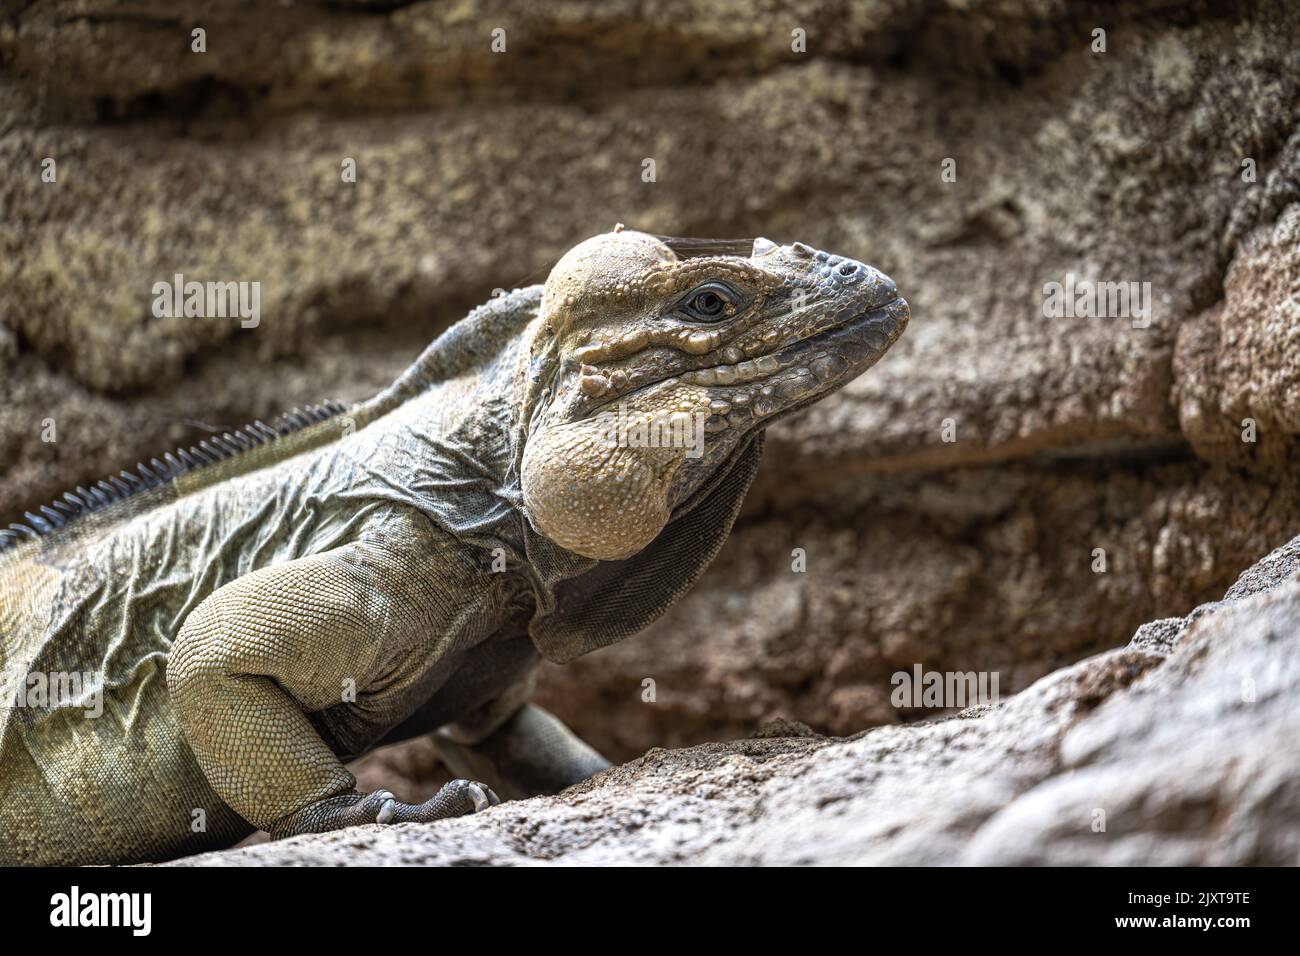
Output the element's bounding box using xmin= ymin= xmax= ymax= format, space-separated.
xmin=2 ymin=0 xmax=1298 ymax=813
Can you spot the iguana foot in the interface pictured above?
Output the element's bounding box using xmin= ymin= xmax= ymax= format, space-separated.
xmin=268 ymin=780 xmax=499 ymax=839
xmin=377 ymin=779 xmax=501 ymax=824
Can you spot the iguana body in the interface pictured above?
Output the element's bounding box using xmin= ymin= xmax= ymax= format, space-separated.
xmin=0 ymin=230 xmax=908 ymax=864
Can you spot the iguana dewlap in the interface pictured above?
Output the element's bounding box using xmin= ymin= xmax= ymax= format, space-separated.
xmin=0 ymin=230 xmax=908 ymax=864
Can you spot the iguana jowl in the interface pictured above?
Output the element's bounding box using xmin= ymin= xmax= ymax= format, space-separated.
xmin=0 ymin=229 xmax=909 ymax=864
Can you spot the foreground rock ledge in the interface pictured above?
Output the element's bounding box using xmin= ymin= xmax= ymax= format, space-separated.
xmin=168 ymin=536 xmax=1300 ymax=866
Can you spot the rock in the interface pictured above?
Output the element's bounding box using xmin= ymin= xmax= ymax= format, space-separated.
xmin=169 ymin=534 xmax=1300 ymax=866
xmin=1175 ymin=181 xmax=1300 ymax=472
xmin=969 ymin=553 xmax=1300 ymax=865
xmin=750 ymin=717 xmax=820 ymax=739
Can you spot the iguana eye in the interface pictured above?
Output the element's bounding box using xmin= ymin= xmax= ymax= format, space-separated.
xmin=692 ymin=291 xmax=725 ymax=317
xmin=678 ymin=283 xmax=739 ymax=322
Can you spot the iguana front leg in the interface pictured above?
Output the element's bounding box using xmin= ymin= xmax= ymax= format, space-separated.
xmin=435 ymin=703 xmax=613 ymax=801
xmin=166 ymin=540 xmax=498 ymax=839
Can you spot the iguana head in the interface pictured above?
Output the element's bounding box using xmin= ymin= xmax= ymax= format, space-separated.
xmin=521 ymin=228 xmax=909 ymax=560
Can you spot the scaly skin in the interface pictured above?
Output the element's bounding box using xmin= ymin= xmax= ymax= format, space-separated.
xmin=0 ymin=229 xmax=908 ymax=864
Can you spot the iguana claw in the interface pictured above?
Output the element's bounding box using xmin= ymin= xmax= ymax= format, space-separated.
xmin=468 ymin=781 xmax=500 ymax=811
xmin=376 ymin=792 xmax=397 ymax=824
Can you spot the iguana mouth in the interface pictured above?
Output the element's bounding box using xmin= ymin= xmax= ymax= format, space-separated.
xmin=767 ymin=296 xmax=908 ymax=367
xmin=585 ymin=297 xmax=907 ymax=422
xmin=742 ymin=296 xmax=907 ymax=372
xmin=635 ymin=297 xmax=905 ymax=391
xmin=748 ymin=298 xmax=909 ymax=422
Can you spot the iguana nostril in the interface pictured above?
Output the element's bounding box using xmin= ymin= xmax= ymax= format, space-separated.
xmin=838 ymin=262 xmax=859 ymax=277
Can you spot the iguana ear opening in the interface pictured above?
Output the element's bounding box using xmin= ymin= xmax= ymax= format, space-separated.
xmin=521 ymin=418 xmax=678 ymax=561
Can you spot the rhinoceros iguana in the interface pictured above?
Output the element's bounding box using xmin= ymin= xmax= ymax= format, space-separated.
xmin=0 ymin=228 xmax=909 ymax=864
